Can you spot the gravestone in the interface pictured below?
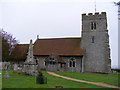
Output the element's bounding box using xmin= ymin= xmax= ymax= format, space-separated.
xmin=3 ymin=70 xmax=10 ymax=78
xmin=55 ymin=86 xmax=63 ymax=89
xmin=0 ymin=72 xmax=1 ymax=78
xmin=13 ymin=64 xmax=18 ymax=73
xmin=0 ymin=62 xmax=2 ymax=70
xmin=2 ymin=62 xmax=11 ymax=70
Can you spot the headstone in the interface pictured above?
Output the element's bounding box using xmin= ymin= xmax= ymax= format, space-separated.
xmin=0 ymin=72 xmax=1 ymax=78
xmin=2 ymin=62 xmax=11 ymax=70
xmin=4 ymin=70 xmax=10 ymax=78
xmin=13 ymin=64 xmax=18 ymax=73
xmin=0 ymin=62 xmax=2 ymax=70
xmin=55 ymin=86 xmax=63 ymax=89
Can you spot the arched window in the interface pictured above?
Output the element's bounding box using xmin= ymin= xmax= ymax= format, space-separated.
xmin=91 ymin=22 xmax=96 ymax=30
xmin=49 ymin=57 xmax=56 ymax=65
xmin=50 ymin=57 xmax=54 ymax=61
xmin=91 ymin=36 xmax=95 ymax=43
xmin=73 ymin=60 xmax=76 ymax=67
xmin=68 ymin=58 xmax=76 ymax=67
xmin=91 ymin=22 xmax=94 ymax=30
xmin=69 ymin=60 xmax=72 ymax=67
xmin=94 ymin=22 xmax=96 ymax=29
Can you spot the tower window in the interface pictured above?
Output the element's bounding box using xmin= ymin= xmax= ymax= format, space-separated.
xmin=91 ymin=36 xmax=95 ymax=43
xmin=91 ymin=22 xmax=96 ymax=30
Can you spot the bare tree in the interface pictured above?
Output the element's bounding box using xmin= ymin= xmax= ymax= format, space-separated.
xmin=114 ymin=1 xmax=120 ymax=6
xmin=114 ymin=1 xmax=120 ymax=20
xmin=0 ymin=28 xmax=19 ymax=61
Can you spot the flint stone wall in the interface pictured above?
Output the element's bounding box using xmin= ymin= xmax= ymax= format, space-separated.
xmin=36 ymin=56 xmax=82 ymax=72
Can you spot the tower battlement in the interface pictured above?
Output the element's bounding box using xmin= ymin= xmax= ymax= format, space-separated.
xmin=82 ymin=12 xmax=106 ymax=20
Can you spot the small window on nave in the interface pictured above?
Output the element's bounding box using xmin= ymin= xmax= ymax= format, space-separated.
xmin=69 ymin=60 xmax=72 ymax=67
xmin=48 ymin=57 xmax=56 ymax=64
xmin=73 ymin=60 xmax=76 ymax=67
xmin=68 ymin=58 xmax=76 ymax=67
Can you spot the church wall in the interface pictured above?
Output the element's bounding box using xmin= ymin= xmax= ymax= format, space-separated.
xmin=35 ymin=56 xmax=82 ymax=72
xmin=36 ymin=56 xmax=58 ymax=72
xmin=36 ymin=56 xmax=48 ymax=70
xmin=60 ymin=56 xmax=82 ymax=72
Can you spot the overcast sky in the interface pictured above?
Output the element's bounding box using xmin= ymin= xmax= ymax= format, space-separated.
xmin=0 ymin=0 xmax=119 ymax=68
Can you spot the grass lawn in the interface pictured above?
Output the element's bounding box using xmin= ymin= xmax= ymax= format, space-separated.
xmin=55 ymin=72 xmax=120 ymax=87
xmin=2 ymin=70 xmax=107 ymax=88
xmin=0 ymin=70 xmax=2 ymax=89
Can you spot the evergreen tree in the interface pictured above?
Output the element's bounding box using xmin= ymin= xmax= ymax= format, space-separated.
xmin=36 ymin=71 xmax=45 ymax=84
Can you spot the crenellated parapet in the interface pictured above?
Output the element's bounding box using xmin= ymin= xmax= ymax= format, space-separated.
xmin=82 ymin=12 xmax=106 ymax=20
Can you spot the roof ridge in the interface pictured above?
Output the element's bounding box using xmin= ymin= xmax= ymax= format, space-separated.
xmin=37 ymin=37 xmax=81 ymax=40
xmin=17 ymin=44 xmax=29 ymax=45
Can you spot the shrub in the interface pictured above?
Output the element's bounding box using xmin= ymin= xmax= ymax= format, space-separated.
xmin=36 ymin=71 xmax=47 ymax=84
xmin=111 ymin=69 xmax=120 ymax=72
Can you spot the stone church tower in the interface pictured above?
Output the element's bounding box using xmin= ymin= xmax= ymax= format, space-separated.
xmin=81 ymin=12 xmax=111 ymax=73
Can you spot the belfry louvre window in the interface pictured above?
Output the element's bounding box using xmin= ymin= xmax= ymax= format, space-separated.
xmin=91 ymin=22 xmax=96 ymax=30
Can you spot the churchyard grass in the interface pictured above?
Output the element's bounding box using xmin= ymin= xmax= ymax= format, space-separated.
xmin=0 ymin=70 xmax=2 ymax=89
xmin=55 ymin=72 xmax=119 ymax=87
xmin=2 ymin=70 xmax=107 ymax=88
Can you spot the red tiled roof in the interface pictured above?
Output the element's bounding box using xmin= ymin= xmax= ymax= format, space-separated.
xmin=33 ymin=37 xmax=84 ymax=56
xmin=10 ymin=44 xmax=29 ymax=61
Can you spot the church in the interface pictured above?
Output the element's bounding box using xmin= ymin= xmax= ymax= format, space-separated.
xmin=10 ymin=12 xmax=111 ymax=73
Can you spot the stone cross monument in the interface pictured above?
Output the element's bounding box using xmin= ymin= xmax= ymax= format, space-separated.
xmin=23 ymin=40 xmax=38 ymax=76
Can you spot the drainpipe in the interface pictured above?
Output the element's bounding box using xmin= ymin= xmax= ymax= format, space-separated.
xmin=81 ymin=56 xmax=84 ymax=72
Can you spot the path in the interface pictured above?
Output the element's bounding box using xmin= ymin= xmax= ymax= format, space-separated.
xmin=48 ymin=72 xmax=120 ymax=89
